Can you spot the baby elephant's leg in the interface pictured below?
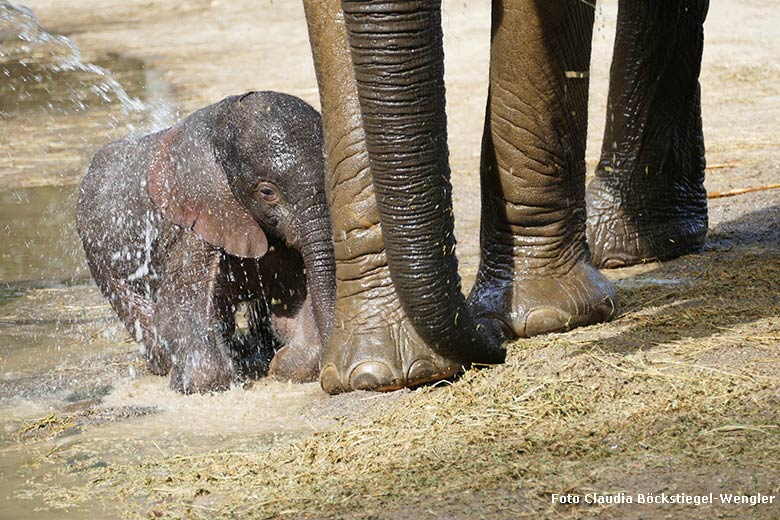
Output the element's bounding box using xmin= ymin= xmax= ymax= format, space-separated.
xmin=156 ymin=235 xmax=235 ymax=394
xmin=228 ymin=296 xmax=277 ymax=379
xmin=267 ymin=293 xmax=321 ymax=383
xmin=240 ymin=247 xmax=321 ymax=383
xmin=102 ymin=276 xmax=171 ymax=375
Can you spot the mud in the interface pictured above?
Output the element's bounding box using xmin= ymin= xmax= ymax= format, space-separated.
xmin=0 ymin=0 xmax=778 ymax=518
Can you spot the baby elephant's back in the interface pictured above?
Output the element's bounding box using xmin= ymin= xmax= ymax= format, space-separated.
xmin=76 ymin=132 xmax=169 ymax=291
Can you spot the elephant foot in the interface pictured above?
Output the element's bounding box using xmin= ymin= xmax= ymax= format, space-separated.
xmin=268 ymin=343 xmax=319 ymax=383
xmin=468 ymin=259 xmax=617 ymax=339
xmin=168 ymin=343 xmax=234 ymax=394
xmin=145 ymin=349 xmax=171 ymax=376
xmin=586 ymin=177 xmax=708 ymax=269
xmin=320 ymin=285 xmax=461 ymax=395
xmin=141 ymin=333 xmax=172 ymax=376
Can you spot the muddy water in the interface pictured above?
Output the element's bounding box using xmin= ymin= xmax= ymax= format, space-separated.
xmin=0 ymin=186 xmax=87 ymax=284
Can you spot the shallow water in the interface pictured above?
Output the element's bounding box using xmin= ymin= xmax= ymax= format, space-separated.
xmin=0 ymin=185 xmax=86 ymax=285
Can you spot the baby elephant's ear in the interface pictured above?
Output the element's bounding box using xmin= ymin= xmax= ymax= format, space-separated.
xmin=147 ymin=123 xmax=268 ymax=258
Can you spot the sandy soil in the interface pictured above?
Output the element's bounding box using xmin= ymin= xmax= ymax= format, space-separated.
xmin=1 ymin=0 xmax=779 ymax=518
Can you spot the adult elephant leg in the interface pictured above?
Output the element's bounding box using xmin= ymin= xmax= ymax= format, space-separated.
xmin=304 ymin=0 xmax=464 ymax=394
xmin=335 ymin=0 xmax=506 ymax=379
xmin=468 ymin=0 xmax=617 ymax=339
xmin=587 ymin=1 xmax=709 ymax=267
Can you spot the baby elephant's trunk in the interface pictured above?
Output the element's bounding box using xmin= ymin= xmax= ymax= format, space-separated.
xmin=295 ymin=200 xmax=336 ymax=355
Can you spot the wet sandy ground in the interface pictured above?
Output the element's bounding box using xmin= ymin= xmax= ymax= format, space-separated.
xmin=1 ymin=0 xmax=779 ymax=518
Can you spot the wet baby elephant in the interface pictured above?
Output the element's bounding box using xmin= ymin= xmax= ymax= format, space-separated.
xmin=76 ymin=91 xmax=335 ymax=394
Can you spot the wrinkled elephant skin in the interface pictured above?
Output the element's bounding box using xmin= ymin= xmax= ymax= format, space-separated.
xmin=303 ymin=0 xmax=709 ymax=394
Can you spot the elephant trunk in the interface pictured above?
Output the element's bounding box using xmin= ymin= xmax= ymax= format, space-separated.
xmin=341 ymin=0 xmax=504 ymax=365
xmin=295 ymin=200 xmax=336 ymax=351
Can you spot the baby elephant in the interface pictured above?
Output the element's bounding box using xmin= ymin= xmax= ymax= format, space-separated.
xmin=77 ymin=91 xmax=335 ymax=394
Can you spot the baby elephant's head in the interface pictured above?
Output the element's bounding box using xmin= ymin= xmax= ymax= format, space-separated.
xmin=147 ymin=91 xmax=334 ymax=346
xmin=213 ymin=92 xmax=328 ymax=252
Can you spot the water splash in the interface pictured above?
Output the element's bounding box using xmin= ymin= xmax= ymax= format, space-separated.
xmin=0 ymin=0 xmax=146 ymax=116
xmin=1 ymin=0 xmax=178 ymax=288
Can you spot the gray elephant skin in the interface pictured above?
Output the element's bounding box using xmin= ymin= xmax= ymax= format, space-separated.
xmin=302 ymin=0 xmax=709 ymax=393
xmin=76 ymin=91 xmax=335 ymax=394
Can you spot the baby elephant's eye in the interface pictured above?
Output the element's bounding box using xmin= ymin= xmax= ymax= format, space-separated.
xmin=256 ymin=183 xmax=280 ymax=203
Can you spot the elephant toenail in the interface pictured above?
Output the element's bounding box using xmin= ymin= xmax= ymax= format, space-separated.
xmin=524 ymin=308 xmax=567 ymax=337
xmin=596 ymin=296 xmax=618 ymax=321
xmin=602 ymin=257 xmax=627 ymax=269
xmin=349 ymin=362 xmax=397 ymax=391
xmin=407 ymin=359 xmax=438 ymax=384
xmin=320 ymin=364 xmax=346 ymax=395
